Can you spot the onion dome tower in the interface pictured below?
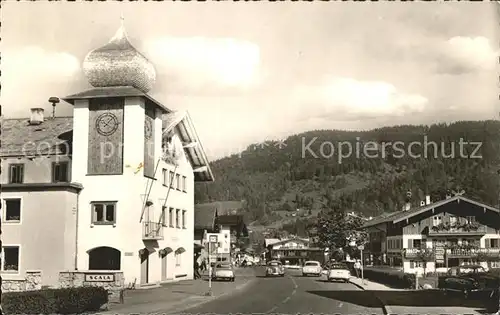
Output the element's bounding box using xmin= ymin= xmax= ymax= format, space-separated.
xmin=82 ymin=16 xmax=156 ymax=93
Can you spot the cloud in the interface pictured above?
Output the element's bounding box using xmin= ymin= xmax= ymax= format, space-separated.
xmin=289 ymin=77 xmax=428 ymax=122
xmin=143 ymin=37 xmax=261 ymax=93
xmin=437 ymin=36 xmax=498 ymax=74
xmin=2 ymin=46 xmax=80 ymax=116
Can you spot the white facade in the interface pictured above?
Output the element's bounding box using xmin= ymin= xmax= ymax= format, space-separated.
xmin=72 ymin=97 xmax=196 ymax=286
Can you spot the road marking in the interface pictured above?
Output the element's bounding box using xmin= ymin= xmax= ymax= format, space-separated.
xmin=265 ymin=275 xmax=297 ymax=313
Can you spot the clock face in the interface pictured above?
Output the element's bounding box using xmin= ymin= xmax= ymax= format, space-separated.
xmin=95 ymin=112 xmax=119 ymax=136
xmin=144 ymin=119 xmax=153 ymax=139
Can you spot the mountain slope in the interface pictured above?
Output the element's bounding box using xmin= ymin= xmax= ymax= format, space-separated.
xmin=195 ymin=120 xmax=500 ymax=231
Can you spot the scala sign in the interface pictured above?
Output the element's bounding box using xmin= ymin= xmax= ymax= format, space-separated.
xmin=84 ymin=274 xmax=115 ymax=282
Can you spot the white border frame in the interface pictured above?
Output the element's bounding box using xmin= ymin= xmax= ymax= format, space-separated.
xmin=2 ymin=196 xmax=23 ymax=225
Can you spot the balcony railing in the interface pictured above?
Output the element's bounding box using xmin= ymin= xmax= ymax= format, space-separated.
xmin=446 ymin=248 xmax=500 ymax=258
xmin=403 ymin=248 xmax=434 ymax=259
xmin=403 ymin=248 xmax=500 ymax=259
xmin=428 ymin=225 xmax=487 ymax=235
xmin=142 ymin=221 xmax=164 ymax=240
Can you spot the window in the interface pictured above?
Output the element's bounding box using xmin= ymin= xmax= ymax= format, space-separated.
xmin=175 ymin=174 xmax=180 ymax=190
xmin=161 ymin=206 xmax=167 ymax=226
xmin=449 ymin=215 xmax=457 ymax=230
xmin=182 ymin=176 xmax=187 ymax=192
xmin=490 ymin=261 xmax=500 ymax=268
xmin=2 ymin=246 xmax=20 ymax=273
xmin=182 ymin=210 xmax=186 ymax=229
xmin=466 ymin=216 xmax=476 ymax=224
xmin=413 ymin=239 xmax=422 ymax=248
xmin=169 ymin=171 xmax=174 ymax=188
xmin=433 ymin=215 xmax=442 ymax=226
xmin=169 ymin=208 xmax=174 ymax=227
xmin=175 ymin=253 xmax=182 ymax=266
xmin=176 ymin=209 xmax=180 ymax=228
xmin=162 ymin=169 xmax=167 ymax=186
xmin=490 ymin=239 xmax=500 ymax=248
xmin=9 ymin=164 xmax=24 ymax=184
xmin=52 ymin=162 xmax=69 ymax=182
xmin=91 ymin=202 xmax=116 ymax=225
xmin=409 ymin=260 xmax=423 ymax=268
xmin=4 ymin=198 xmax=21 ymax=222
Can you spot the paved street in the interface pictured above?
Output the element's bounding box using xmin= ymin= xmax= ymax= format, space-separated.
xmin=174 ymin=267 xmax=385 ymax=314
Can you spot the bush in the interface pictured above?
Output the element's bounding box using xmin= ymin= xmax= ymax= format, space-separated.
xmin=3 ymin=286 xmax=108 ymax=314
xmin=363 ymin=269 xmax=416 ymax=289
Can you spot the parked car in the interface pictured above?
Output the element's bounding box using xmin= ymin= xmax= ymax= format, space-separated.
xmin=212 ymin=263 xmax=235 ymax=281
xmin=326 ymin=262 xmax=351 ymax=282
xmin=438 ymin=265 xmax=497 ymax=299
xmin=266 ymin=260 xmax=285 ymax=277
xmin=302 ymin=261 xmax=322 ymax=277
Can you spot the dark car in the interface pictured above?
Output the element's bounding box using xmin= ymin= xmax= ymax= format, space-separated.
xmin=438 ymin=265 xmax=498 ymax=299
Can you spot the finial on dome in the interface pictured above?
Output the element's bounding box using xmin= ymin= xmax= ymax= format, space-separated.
xmin=82 ymin=15 xmax=157 ymax=93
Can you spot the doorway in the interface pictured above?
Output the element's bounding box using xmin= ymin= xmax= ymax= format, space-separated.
xmin=88 ymin=246 xmax=121 ymax=270
xmin=140 ymin=248 xmax=150 ymax=285
xmin=161 ymin=252 xmax=168 ymax=281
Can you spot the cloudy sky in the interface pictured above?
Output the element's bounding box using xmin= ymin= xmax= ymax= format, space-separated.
xmin=2 ymin=2 xmax=499 ymax=159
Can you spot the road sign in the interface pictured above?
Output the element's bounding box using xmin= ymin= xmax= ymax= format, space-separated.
xmin=209 ymin=235 xmax=218 ymax=243
xmin=358 ymin=245 xmax=364 ymax=250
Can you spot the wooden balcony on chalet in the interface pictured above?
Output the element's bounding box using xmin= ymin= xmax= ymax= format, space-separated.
xmin=142 ymin=221 xmax=164 ymax=240
xmin=403 ymin=248 xmax=500 ymax=259
xmin=403 ymin=248 xmax=434 ymax=259
xmin=426 ymin=225 xmax=487 ymax=236
xmin=446 ymin=248 xmax=500 ymax=258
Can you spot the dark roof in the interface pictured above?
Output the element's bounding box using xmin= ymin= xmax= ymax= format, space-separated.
xmin=63 ymin=86 xmax=171 ymax=113
xmin=363 ymin=196 xmax=499 ymax=228
xmin=216 ymin=214 xmax=245 ymax=226
xmin=194 ymin=203 xmax=218 ymax=230
xmin=1 ymin=117 xmax=73 ymax=156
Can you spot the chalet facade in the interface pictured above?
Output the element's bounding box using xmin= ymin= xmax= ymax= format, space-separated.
xmin=264 ymin=238 xmax=325 ymax=265
xmin=194 ymin=203 xmax=248 ymax=263
xmin=362 ymin=195 xmax=500 ymax=274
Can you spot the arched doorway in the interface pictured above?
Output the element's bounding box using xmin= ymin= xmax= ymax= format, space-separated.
xmin=88 ymin=246 xmax=121 ymax=270
xmin=159 ymin=247 xmax=173 ymax=281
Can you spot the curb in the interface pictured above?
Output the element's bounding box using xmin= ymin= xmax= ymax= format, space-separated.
xmin=348 ymin=280 xmax=392 ymax=315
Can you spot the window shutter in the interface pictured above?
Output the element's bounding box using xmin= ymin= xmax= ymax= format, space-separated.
xmin=485 ymin=239 xmax=491 ymax=248
xmin=407 ymin=239 xmax=413 ymax=248
xmin=410 ymin=260 xmax=414 ymax=268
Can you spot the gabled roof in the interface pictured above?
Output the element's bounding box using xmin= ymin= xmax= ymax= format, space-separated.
xmin=1 ymin=117 xmax=73 ymax=156
xmin=264 ymin=238 xmax=281 ymax=247
xmin=194 ymin=203 xmax=218 ymax=230
xmin=163 ymin=111 xmax=214 ymax=182
xmin=269 ymin=237 xmax=310 ymax=247
xmin=363 ymin=196 xmax=499 ymax=228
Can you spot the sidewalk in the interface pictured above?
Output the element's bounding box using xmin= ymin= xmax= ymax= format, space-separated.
xmin=349 ymin=277 xmax=486 ymax=315
xmin=99 ymin=268 xmax=256 ymax=314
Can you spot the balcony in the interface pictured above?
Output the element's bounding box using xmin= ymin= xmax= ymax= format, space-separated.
xmin=446 ymin=248 xmax=500 ymax=258
xmin=142 ymin=221 xmax=164 ymax=240
xmin=403 ymin=248 xmax=435 ymax=259
xmin=427 ymin=224 xmax=487 ymax=236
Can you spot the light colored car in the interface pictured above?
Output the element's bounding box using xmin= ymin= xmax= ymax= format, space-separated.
xmin=266 ymin=260 xmax=285 ymax=277
xmin=327 ymin=263 xmax=351 ymax=282
xmin=212 ymin=263 xmax=235 ymax=281
xmin=302 ymin=261 xmax=322 ymax=277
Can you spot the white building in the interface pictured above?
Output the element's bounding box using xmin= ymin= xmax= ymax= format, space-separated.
xmin=1 ymin=21 xmax=214 ymax=289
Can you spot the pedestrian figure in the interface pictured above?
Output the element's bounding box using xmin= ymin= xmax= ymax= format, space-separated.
xmin=201 ymin=258 xmax=207 ymax=272
xmin=354 ymin=259 xmax=361 ymax=278
xmin=194 ymin=260 xmax=201 ymax=279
